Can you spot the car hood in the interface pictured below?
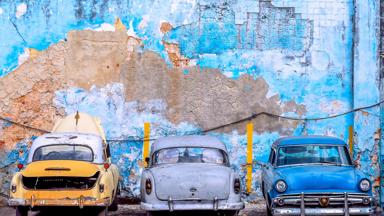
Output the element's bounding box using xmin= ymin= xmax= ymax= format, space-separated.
xmin=150 ymin=163 xmax=231 ymax=200
xmin=275 ymin=165 xmax=364 ymax=193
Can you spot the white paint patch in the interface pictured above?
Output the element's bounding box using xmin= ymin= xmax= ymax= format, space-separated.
xmin=0 ymin=8 xmax=3 ymax=15
xmin=18 ymin=48 xmax=30 ymax=66
xmin=94 ymin=23 xmax=115 ymax=32
xmin=311 ymin=50 xmax=330 ymax=71
xmin=266 ymin=88 xmax=278 ymax=99
xmin=233 ymin=0 xmax=260 ymax=24
xmin=127 ymin=20 xmax=138 ymax=38
xmin=170 ymin=0 xmax=196 ymax=13
xmin=188 ymin=59 xmax=197 ymax=66
xmin=223 ymin=71 xmax=233 ymax=77
xmin=16 ymin=3 xmax=27 ymax=18
xmin=138 ymin=15 xmax=149 ymax=29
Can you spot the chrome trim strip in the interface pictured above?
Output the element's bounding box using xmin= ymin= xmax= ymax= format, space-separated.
xmin=168 ymin=196 xmax=174 ymax=212
xmin=344 ymin=192 xmax=349 ymax=216
xmin=213 ymin=196 xmax=218 ymax=211
xmin=300 ymin=192 xmax=305 ymax=216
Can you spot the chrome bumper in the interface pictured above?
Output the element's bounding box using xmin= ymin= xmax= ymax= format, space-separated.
xmin=141 ymin=197 xmax=244 ymax=211
xmin=8 ymin=196 xmax=110 ymax=208
xmin=272 ymin=192 xmax=374 ymax=216
xmin=273 ymin=207 xmax=374 ymax=215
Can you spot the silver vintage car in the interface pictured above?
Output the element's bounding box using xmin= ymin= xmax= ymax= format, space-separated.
xmin=140 ymin=135 xmax=244 ymax=216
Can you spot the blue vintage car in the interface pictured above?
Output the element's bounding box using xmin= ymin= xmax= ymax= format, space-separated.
xmin=261 ymin=136 xmax=374 ymax=216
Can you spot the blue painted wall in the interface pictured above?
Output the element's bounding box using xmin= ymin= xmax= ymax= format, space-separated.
xmin=0 ymin=0 xmax=381 ymax=201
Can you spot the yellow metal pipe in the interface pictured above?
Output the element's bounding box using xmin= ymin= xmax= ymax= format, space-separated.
xmin=348 ymin=125 xmax=353 ymax=156
xmin=143 ymin=122 xmax=151 ymax=167
xmin=246 ymin=123 xmax=253 ymax=194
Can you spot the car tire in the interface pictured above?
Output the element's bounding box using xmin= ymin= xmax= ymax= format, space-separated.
xmin=108 ymin=191 xmax=119 ymax=211
xmin=266 ymin=201 xmax=273 ymax=216
xmin=96 ymin=207 xmax=108 ymax=216
xmin=15 ymin=206 xmax=28 ymax=216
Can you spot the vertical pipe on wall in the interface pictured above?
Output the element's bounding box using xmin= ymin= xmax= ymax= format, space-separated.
xmin=348 ymin=125 xmax=354 ymax=156
xmin=143 ymin=122 xmax=151 ymax=167
xmin=246 ymin=123 xmax=253 ymax=194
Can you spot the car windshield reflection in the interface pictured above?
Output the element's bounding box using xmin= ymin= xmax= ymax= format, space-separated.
xmin=153 ymin=147 xmax=228 ymax=165
xmin=276 ymin=145 xmax=352 ymax=166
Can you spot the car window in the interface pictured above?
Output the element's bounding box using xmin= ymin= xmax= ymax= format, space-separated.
xmin=33 ymin=144 xmax=94 ymax=162
xmin=153 ymin=147 xmax=228 ymax=165
xmin=276 ymin=145 xmax=352 ymax=166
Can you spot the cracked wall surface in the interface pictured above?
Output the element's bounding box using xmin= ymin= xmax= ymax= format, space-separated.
xmin=0 ymin=0 xmax=381 ymax=203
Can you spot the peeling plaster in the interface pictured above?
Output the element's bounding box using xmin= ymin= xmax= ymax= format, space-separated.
xmin=0 ymin=0 xmax=381 ymax=202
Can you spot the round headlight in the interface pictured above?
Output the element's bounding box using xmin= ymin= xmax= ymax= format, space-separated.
xmin=275 ymin=180 xmax=287 ymax=193
xmin=359 ymin=179 xmax=370 ymax=192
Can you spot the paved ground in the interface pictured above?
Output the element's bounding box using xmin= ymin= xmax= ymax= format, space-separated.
xmin=0 ymin=203 xmax=266 ymax=216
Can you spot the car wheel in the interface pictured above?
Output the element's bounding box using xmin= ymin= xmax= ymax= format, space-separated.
xmin=96 ymin=207 xmax=108 ymax=216
xmin=15 ymin=206 xmax=28 ymax=216
xmin=108 ymin=191 xmax=119 ymax=211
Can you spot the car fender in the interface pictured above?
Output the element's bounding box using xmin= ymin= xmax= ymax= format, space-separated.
xmin=9 ymin=172 xmax=23 ymax=198
xmin=99 ymin=169 xmax=116 ymax=200
xmin=140 ymin=169 xmax=157 ymax=203
xmin=261 ymin=164 xmax=275 ymax=197
xmin=227 ymin=171 xmax=242 ymax=203
xmin=109 ymin=164 xmax=120 ymax=195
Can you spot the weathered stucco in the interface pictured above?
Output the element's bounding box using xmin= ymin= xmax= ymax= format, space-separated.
xmin=0 ymin=0 xmax=381 ymax=205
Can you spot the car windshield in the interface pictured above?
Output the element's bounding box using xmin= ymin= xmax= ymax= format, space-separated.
xmin=276 ymin=145 xmax=352 ymax=166
xmin=153 ymin=147 xmax=228 ymax=165
xmin=33 ymin=144 xmax=94 ymax=162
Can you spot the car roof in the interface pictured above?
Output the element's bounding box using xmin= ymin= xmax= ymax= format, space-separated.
xmin=273 ymin=135 xmax=347 ymax=147
xmin=151 ymin=135 xmax=227 ymax=154
xmin=27 ymin=132 xmax=104 ymax=163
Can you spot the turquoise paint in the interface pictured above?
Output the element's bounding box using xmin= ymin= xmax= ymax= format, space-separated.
xmin=0 ymin=0 xmax=381 ymax=201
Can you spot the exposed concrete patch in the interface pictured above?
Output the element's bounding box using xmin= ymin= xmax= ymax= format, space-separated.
xmin=163 ymin=41 xmax=191 ymax=67
xmin=0 ymin=42 xmax=66 ymax=150
xmin=64 ymin=30 xmax=128 ymax=89
xmin=160 ymin=22 xmax=173 ymax=33
xmin=120 ymin=51 xmax=306 ymax=134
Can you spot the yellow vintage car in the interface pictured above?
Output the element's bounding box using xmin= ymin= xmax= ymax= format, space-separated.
xmin=8 ymin=113 xmax=120 ymax=216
